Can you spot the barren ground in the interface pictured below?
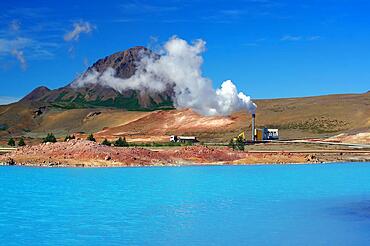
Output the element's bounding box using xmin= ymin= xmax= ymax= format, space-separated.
xmin=1 ymin=140 xmax=369 ymax=167
xmin=1 ymin=92 xmax=369 ymax=144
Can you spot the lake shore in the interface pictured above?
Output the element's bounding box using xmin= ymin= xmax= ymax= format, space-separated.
xmin=1 ymin=140 xmax=370 ymax=167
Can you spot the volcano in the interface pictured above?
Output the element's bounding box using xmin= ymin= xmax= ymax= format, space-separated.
xmin=21 ymin=46 xmax=174 ymax=110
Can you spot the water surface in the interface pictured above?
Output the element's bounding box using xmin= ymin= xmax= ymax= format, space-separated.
xmin=1 ymin=163 xmax=370 ymax=245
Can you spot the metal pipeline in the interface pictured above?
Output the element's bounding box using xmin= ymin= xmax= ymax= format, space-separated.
xmin=251 ymin=113 xmax=255 ymax=141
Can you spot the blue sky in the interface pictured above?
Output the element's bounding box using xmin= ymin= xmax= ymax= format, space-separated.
xmin=0 ymin=0 xmax=369 ymax=103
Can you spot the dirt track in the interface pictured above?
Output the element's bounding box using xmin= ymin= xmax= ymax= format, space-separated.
xmin=1 ymin=140 xmax=370 ymax=167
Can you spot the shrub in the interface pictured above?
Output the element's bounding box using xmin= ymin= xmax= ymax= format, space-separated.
xmin=86 ymin=133 xmax=96 ymax=142
xmin=235 ymin=136 xmax=245 ymax=151
xmin=8 ymin=138 xmax=15 ymax=147
xmin=43 ymin=133 xmax=57 ymax=143
xmin=101 ymin=138 xmax=111 ymax=146
xmin=18 ymin=137 xmax=26 ymax=146
xmin=228 ymin=139 xmax=236 ymax=150
xmin=114 ymin=137 xmax=129 ymax=147
xmin=64 ymin=135 xmax=75 ymax=142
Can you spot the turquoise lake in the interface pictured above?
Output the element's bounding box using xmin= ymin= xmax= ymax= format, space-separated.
xmin=1 ymin=163 xmax=370 ymax=245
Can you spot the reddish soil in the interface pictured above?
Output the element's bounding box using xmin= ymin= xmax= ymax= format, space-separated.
xmin=94 ymin=109 xmax=240 ymax=142
xmin=1 ymin=140 xmax=370 ymax=167
xmin=0 ymin=140 xmax=169 ymax=167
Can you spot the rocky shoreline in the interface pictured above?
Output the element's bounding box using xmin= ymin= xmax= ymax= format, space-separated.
xmin=1 ymin=140 xmax=370 ymax=168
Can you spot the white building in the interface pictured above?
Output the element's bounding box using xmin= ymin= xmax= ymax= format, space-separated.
xmin=170 ymin=135 xmax=198 ymax=143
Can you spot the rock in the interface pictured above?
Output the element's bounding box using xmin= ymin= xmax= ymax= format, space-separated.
xmin=306 ymin=154 xmax=317 ymax=162
xmin=105 ymin=155 xmax=111 ymax=161
xmin=33 ymin=106 xmax=47 ymax=118
xmin=86 ymin=111 xmax=102 ymax=119
xmin=5 ymin=158 xmax=15 ymax=165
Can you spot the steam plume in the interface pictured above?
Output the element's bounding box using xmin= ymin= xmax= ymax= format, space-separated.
xmin=73 ymin=36 xmax=257 ymax=115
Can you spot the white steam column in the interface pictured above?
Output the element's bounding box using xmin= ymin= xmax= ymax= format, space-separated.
xmin=251 ymin=113 xmax=256 ymax=142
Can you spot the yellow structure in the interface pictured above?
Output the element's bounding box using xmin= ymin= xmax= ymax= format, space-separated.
xmin=233 ymin=131 xmax=246 ymax=142
xmin=255 ymin=129 xmax=264 ymax=141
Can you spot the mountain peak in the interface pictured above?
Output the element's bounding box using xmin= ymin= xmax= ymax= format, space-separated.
xmin=85 ymin=46 xmax=157 ymax=79
xmin=19 ymin=46 xmax=173 ymax=111
xmin=21 ymin=86 xmax=51 ymax=102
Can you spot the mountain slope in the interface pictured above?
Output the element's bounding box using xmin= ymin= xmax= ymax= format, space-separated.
xmin=20 ymin=46 xmax=174 ymax=110
xmin=1 ymin=45 xmax=369 ymax=143
xmin=1 ymin=91 xmax=369 ymax=143
xmin=91 ymin=92 xmax=370 ymax=142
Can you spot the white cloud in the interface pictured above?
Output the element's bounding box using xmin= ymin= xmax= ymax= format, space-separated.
xmin=281 ymin=35 xmax=302 ymax=41
xmin=281 ymin=35 xmax=321 ymax=42
xmin=10 ymin=49 xmax=26 ymax=70
xmin=308 ymin=36 xmax=321 ymax=41
xmin=73 ymin=36 xmax=257 ymax=115
xmin=0 ymin=11 xmax=60 ymax=70
xmin=9 ymin=20 xmax=21 ymax=32
xmin=64 ymin=21 xmax=95 ymax=42
xmin=0 ymin=38 xmax=30 ymax=69
xmin=120 ymin=3 xmax=179 ymax=13
xmin=220 ymin=10 xmax=244 ymax=17
xmin=0 ymin=37 xmax=54 ymax=69
xmin=0 ymin=37 xmax=30 ymax=53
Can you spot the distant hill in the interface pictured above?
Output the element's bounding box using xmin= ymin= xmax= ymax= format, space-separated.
xmin=0 ymin=91 xmax=369 ymax=143
xmin=0 ymin=46 xmax=369 ymax=143
xmin=20 ymin=46 xmax=174 ymax=111
xmin=91 ymin=92 xmax=370 ymax=142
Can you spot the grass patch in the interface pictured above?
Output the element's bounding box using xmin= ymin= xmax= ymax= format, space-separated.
xmin=50 ymin=91 xmax=175 ymax=111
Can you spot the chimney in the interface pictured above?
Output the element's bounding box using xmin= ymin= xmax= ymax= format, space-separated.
xmin=251 ymin=113 xmax=256 ymax=141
